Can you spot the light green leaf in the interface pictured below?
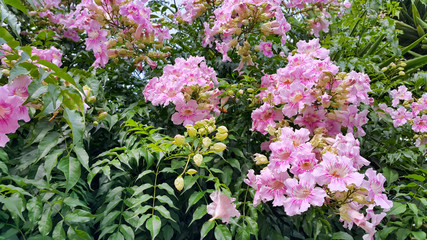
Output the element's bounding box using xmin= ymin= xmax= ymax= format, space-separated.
xmin=146 ymin=215 xmax=161 ymax=240
xmin=0 ymin=195 xmax=25 ymax=221
xmin=200 ymin=221 xmax=215 ymax=240
xmin=119 ymin=225 xmax=134 ymax=239
xmin=38 ymin=208 xmax=52 ymax=236
xmin=4 ymin=0 xmax=28 ymax=14
xmin=98 ymin=224 xmax=118 ymax=239
xmin=388 ymin=202 xmax=406 ymax=216
xmin=156 ymin=195 xmax=177 ymax=209
xmin=52 ymin=221 xmax=66 ymax=240
xmin=67 ymin=228 xmax=92 ymax=240
xmin=412 ymin=231 xmax=427 ymax=240
xmin=214 ymin=225 xmax=232 ymax=240
xmin=186 ymin=191 xmax=205 ymax=212
xmin=74 ymin=146 xmax=90 ymax=172
xmin=382 ymin=167 xmax=399 ymax=186
xmin=44 ymin=149 xmax=63 ymax=182
xmin=64 ymin=108 xmax=85 ymax=147
xmin=64 ymin=209 xmax=95 ymax=223
xmin=190 ymin=204 xmax=206 ymax=225
xmin=331 ymin=232 xmax=354 ymax=240
xmin=155 ymin=205 xmax=175 ymax=222
xmin=37 ymin=132 xmax=60 ymax=161
xmin=57 ymin=156 xmax=81 ymax=192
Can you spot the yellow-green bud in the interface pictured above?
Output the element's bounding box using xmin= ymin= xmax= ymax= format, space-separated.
xmin=97 ymin=111 xmax=108 ymax=121
xmin=212 ymin=143 xmax=226 ymax=152
xmin=216 ymin=132 xmax=228 ymax=141
xmin=187 ymin=126 xmax=197 ymax=137
xmin=381 ymin=67 xmax=388 ymax=72
xmin=186 ymin=169 xmax=197 ymax=175
xmin=254 ymin=153 xmax=268 ymax=165
xmin=174 ymin=176 xmax=184 ymax=191
xmin=193 ymin=154 xmax=203 ymax=167
xmin=217 ymin=126 xmax=228 ymax=134
xmin=202 ymin=137 xmax=211 ymax=148
xmin=93 ymin=121 xmax=99 ymax=125
xmin=399 ymin=71 xmax=405 ymax=76
xmin=227 ymin=90 xmax=234 ymax=96
xmin=238 ymin=89 xmax=244 ymax=95
xmin=390 ymin=62 xmax=396 ymax=69
xmin=247 ymin=88 xmax=254 ymax=93
xmin=174 ymin=134 xmax=186 ymax=146
xmin=87 ymin=96 xmax=97 ymax=103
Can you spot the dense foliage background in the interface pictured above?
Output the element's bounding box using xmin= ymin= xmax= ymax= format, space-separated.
xmin=0 ymin=0 xmax=426 ymax=240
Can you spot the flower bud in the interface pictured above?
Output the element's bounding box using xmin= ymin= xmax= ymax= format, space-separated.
xmin=93 ymin=121 xmax=99 ymax=125
xmin=87 ymin=96 xmax=97 ymax=103
xmin=381 ymin=67 xmax=388 ymax=72
xmin=215 ymin=132 xmax=228 ymax=141
xmin=202 ymin=137 xmax=211 ymax=148
xmin=186 ymin=169 xmax=197 ymax=175
xmin=193 ymin=154 xmax=203 ymax=167
xmin=187 ymin=126 xmax=197 ymax=137
xmin=212 ymin=143 xmax=226 ymax=152
xmin=217 ymin=126 xmax=228 ymax=134
xmin=254 ymin=153 xmax=268 ymax=165
xmin=247 ymin=88 xmax=254 ymax=93
xmin=174 ymin=134 xmax=186 ymax=146
xmin=398 ymin=71 xmax=405 ymax=76
xmin=174 ymin=176 xmax=184 ymax=191
xmin=97 ymin=111 xmax=108 ymax=121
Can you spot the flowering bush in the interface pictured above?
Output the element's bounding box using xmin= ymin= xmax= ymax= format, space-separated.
xmin=0 ymin=0 xmax=426 ymax=240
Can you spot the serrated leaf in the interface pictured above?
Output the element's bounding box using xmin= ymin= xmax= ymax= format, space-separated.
xmin=200 ymin=221 xmax=215 ymax=239
xmin=146 ymin=215 xmax=161 ymax=240
xmin=214 ymin=225 xmax=232 ymax=240
xmin=57 ymin=156 xmax=81 ymax=192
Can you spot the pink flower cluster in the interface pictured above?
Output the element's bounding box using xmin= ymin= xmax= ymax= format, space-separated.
xmin=378 ymin=85 xmax=427 ymax=146
xmin=1 ymin=44 xmax=62 ymax=68
xmin=143 ymin=56 xmax=221 ymax=126
xmin=34 ymin=0 xmax=171 ymax=69
xmin=252 ymin=39 xmax=372 ymax=137
xmin=245 ymin=127 xmax=392 ymax=239
xmin=0 ymin=76 xmax=32 ymax=147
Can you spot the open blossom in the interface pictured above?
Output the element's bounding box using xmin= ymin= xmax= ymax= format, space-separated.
xmin=362 ymin=168 xmax=393 ymax=210
xmin=313 ymin=152 xmax=364 ymax=191
xmin=390 ymin=85 xmax=412 ymax=107
xmin=171 ymin=99 xmax=206 ymax=126
xmin=251 ymin=103 xmax=283 ymax=134
xmin=258 ymin=42 xmax=274 ymax=58
xmin=283 ymin=173 xmax=326 ymax=216
xmin=390 ymin=106 xmax=412 ymax=127
xmin=412 ymin=115 xmax=427 ymax=133
xmin=207 ymin=191 xmax=240 ymax=224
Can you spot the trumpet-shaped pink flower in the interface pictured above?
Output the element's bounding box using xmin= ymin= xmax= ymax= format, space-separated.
xmin=0 ymin=88 xmax=23 ymax=135
xmin=362 ymin=168 xmax=393 ymax=210
xmin=412 ymin=115 xmax=427 ymax=133
xmin=290 ymin=152 xmax=318 ymax=176
xmin=283 ymin=173 xmax=326 ymax=216
xmin=251 ymin=103 xmax=283 ymax=134
xmin=207 ymin=191 xmax=240 ymax=224
xmin=313 ymin=152 xmax=364 ymax=191
xmin=258 ymin=42 xmax=274 ymax=58
xmin=390 ymin=85 xmax=412 ymax=107
xmin=171 ymin=99 xmax=206 ymax=126
xmin=390 ymin=106 xmax=412 ymax=127
xmin=256 ymin=167 xmax=290 ymax=207
xmin=0 ymin=134 xmax=9 ymax=147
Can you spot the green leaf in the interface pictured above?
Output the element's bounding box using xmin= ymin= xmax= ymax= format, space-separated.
xmin=101 ymin=211 xmax=121 ymax=228
xmin=155 ymin=205 xmax=175 ymax=222
xmin=157 ymin=183 xmax=176 ymax=197
xmin=156 ymin=195 xmax=177 ymax=209
xmin=36 ymin=60 xmax=81 ymax=91
xmin=186 ymin=191 xmax=205 ymax=212
xmin=412 ymin=231 xmax=427 ymax=240
xmin=57 ymin=156 xmax=81 ymax=192
xmin=396 ymin=228 xmax=411 ymax=240
xmin=37 ymin=132 xmax=60 ymax=161
xmin=0 ymin=27 xmax=19 ymax=48
xmin=0 ymin=195 xmax=25 ymax=221
xmin=331 ymin=232 xmax=354 ymax=240
xmin=405 ymin=174 xmax=425 ymax=182
xmin=74 ymin=146 xmax=90 ymax=172
xmin=119 ymin=225 xmax=134 ymax=239
xmin=190 ymin=204 xmax=206 ymax=225
xmin=108 ymin=232 xmax=124 ymax=240
xmin=146 ymin=215 xmax=161 ymax=240
xmin=407 ymin=203 xmax=419 ymax=215
xmin=4 ymin=0 xmax=28 ymax=14
xmin=9 ymin=64 xmax=30 ymax=81
xmin=44 ymin=149 xmax=63 ymax=182
xmin=38 ymin=208 xmax=52 ymax=236
xmin=388 ymin=202 xmax=406 ymax=216
xmin=236 ymin=227 xmax=251 ymax=240
xmin=67 ymin=228 xmax=92 ymax=240
xmin=64 ymin=108 xmax=85 ymax=147
xmin=200 ymin=221 xmax=215 ymax=239
xmin=214 ymin=225 xmax=232 ymax=240
xmin=52 ymin=221 xmax=66 ymax=240
xmin=98 ymin=224 xmax=117 ymax=239
xmin=64 ymin=209 xmax=95 ymax=223
xmin=27 ymin=197 xmax=42 ymax=223
xmin=382 ymin=167 xmax=399 ymax=186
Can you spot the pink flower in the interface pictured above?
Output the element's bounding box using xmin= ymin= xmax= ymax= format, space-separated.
xmin=64 ymin=29 xmax=80 ymax=42
xmin=258 ymin=42 xmax=274 ymax=58
xmin=362 ymin=169 xmax=393 ymax=210
xmin=0 ymin=134 xmax=9 ymax=147
xmin=207 ymin=191 xmax=240 ymax=224
xmin=294 ymin=106 xmax=326 ymax=133
xmin=283 ymin=173 xmax=326 ymax=216
xmin=256 ymin=167 xmax=290 ymax=207
xmin=390 ymin=85 xmax=412 ymax=107
xmin=313 ymin=152 xmax=364 ymax=191
xmin=0 ymin=88 xmax=23 ymax=135
xmin=390 ymin=106 xmax=412 ymax=127
xmin=412 ymin=115 xmax=427 ymax=133
xmin=251 ymin=103 xmax=283 ymax=134
xmin=216 ymin=40 xmax=231 ymax=62
xmin=171 ymin=99 xmax=206 ymax=126
xmin=290 ymin=152 xmax=318 ymax=176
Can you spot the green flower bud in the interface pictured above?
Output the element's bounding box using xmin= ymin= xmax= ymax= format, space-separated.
xmin=217 ymin=126 xmax=228 ymax=134
xmin=202 ymin=137 xmax=211 ymax=148
xmin=216 ymin=132 xmax=228 ymax=141
xmin=174 ymin=135 xmax=186 ymax=146
xmin=212 ymin=143 xmax=226 ymax=152
xmin=174 ymin=176 xmax=184 ymax=191
xmin=187 ymin=126 xmax=197 ymax=137
xmin=193 ymin=154 xmax=203 ymax=167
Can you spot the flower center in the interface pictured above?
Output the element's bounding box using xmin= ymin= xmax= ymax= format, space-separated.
xmin=0 ymin=105 xmax=11 ymax=119
xmin=182 ymin=108 xmax=194 ymax=116
xmin=295 ymin=186 xmax=311 ymax=199
xmin=271 ymin=180 xmax=284 ymax=190
xmin=88 ymin=31 xmax=99 ymax=40
xmin=301 ymin=161 xmax=313 ymax=170
xmin=292 ymin=93 xmax=303 ymax=104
